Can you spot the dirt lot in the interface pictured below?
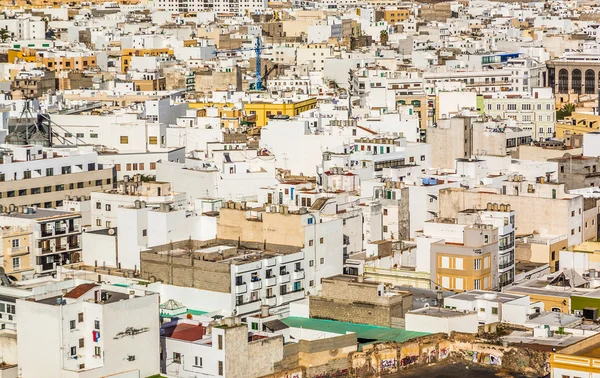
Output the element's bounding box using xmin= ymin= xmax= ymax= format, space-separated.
xmin=389 ymin=362 xmax=538 ymax=378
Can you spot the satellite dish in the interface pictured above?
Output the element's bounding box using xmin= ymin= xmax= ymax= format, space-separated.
xmin=108 ymin=228 xmax=115 ymax=235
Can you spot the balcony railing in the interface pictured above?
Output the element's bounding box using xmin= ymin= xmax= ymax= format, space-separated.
xmin=499 ymin=242 xmax=514 ymax=251
xmin=264 ymin=296 xmax=277 ymax=307
xmin=279 ymin=273 xmax=290 ymax=284
xmin=499 ymin=260 xmax=515 ymax=270
xmin=249 ymin=280 xmax=262 ymax=291
xmin=265 ymin=276 xmax=277 ymax=287
xmin=292 ymin=270 xmax=305 ymax=280
xmin=235 ymin=283 xmax=247 ymax=294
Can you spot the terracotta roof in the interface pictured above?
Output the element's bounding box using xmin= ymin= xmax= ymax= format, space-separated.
xmin=64 ymin=283 xmax=98 ymax=299
xmin=164 ymin=323 xmax=207 ymax=342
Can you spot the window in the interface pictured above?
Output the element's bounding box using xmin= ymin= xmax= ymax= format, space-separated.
xmin=309 ymin=260 xmax=314 ymax=267
xmin=96 ymin=202 xmax=101 ymax=209
xmin=474 ymin=279 xmax=481 ymax=290
xmin=441 ymin=256 xmax=450 ymax=268
xmin=150 ymin=162 xmax=156 ymax=170
xmin=194 ymin=356 xmax=203 ymax=367
xmin=106 ymin=221 xmax=111 ymax=228
xmin=95 ymin=346 xmax=101 ymax=356
xmin=455 ymin=258 xmax=464 ymax=270
xmin=491 ymin=307 xmax=498 ymax=315
xmin=55 ymin=184 xmax=64 ymax=191
xmin=23 ymin=170 xmax=31 ymax=179
xmin=71 ymin=346 xmax=77 ymax=356
xmin=96 ymin=180 xmax=102 ymax=186
xmin=105 ymin=204 xmax=111 ymax=211
xmin=218 ymin=335 xmax=223 ymax=350
xmin=474 ymin=259 xmax=481 ymax=270
xmin=78 ymin=313 xmax=84 ymax=322
xmin=90 ymin=133 xmax=98 ymax=138
xmin=142 ymin=229 xmax=147 ymax=237
xmin=320 ymin=257 xmax=324 ymax=264
xmin=77 ymin=182 xmax=84 ymax=189
xmin=218 ymin=361 xmax=223 ymax=376
xmin=115 ymin=164 xmax=121 ymax=171
xmin=11 ymin=239 xmax=19 ymax=248
xmin=319 ymin=237 xmax=324 ymax=244
xmin=46 ymin=168 xmax=53 ymax=176
xmin=79 ymin=338 xmax=84 ymax=348
xmin=6 ymin=305 xmax=14 ymax=314
xmin=308 ymin=240 xmax=313 ymax=247
xmin=96 ymin=219 xmax=101 ymax=227
xmin=173 ymin=352 xmax=181 ymax=363
xmin=94 ymin=320 xmax=100 ymax=330
xmin=120 ymin=136 xmax=129 ymax=144
xmin=140 ymin=163 xmax=144 ymax=170
xmin=12 ymin=257 xmax=20 ymax=269
xmin=149 ymin=136 xmax=158 ymax=145
xmin=70 ymin=320 xmax=76 ymax=330
xmin=455 ymin=277 xmax=464 ymax=290
xmin=383 ymin=226 xmax=388 ymax=232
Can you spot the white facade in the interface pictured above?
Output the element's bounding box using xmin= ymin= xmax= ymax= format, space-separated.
xmin=17 ymin=284 xmax=160 ymax=378
xmin=405 ymin=307 xmax=479 ymax=334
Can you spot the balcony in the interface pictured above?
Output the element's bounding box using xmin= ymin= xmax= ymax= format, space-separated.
xmin=249 ymin=280 xmax=262 ymax=291
xmin=265 ymin=258 xmax=276 ymax=267
xmin=281 ymin=289 xmax=305 ymax=303
xmin=265 ymin=276 xmax=277 ymax=287
xmin=292 ymin=270 xmax=305 ymax=280
xmin=235 ymin=283 xmax=247 ymax=294
xmin=499 ymin=260 xmax=515 ymax=270
xmin=11 ymin=246 xmax=29 ymax=256
xmin=499 ymin=242 xmax=515 ymax=251
xmin=279 ymin=273 xmax=290 ymax=284
xmin=264 ymin=296 xmax=277 ymax=307
xmin=236 ymin=299 xmax=261 ymax=315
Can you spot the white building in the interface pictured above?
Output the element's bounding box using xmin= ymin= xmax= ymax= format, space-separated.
xmin=405 ymin=307 xmax=479 ymax=334
xmin=17 ymin=283 xmax=160 ymax=378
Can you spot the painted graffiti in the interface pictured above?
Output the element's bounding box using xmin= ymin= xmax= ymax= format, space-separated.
xmin=286 ymin=372 xmax=302 ymax=378
xmin=466 ymin=350 xmax=501 ymax=366
xmin=400 ymin=355 xmax=418 ymax=367
xmin=113 ymin=326 xmax=150 ymax=339
xmin=314 ymin=369 xmax=348 ymax=378
xmin=439 ymin=347 xmax=448 ymax=359
xmin=380 ymin=358 xmax=397 ymax=369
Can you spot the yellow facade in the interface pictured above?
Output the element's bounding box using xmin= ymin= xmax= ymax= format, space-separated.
xmin=7 ymin=48 xmax=37 ymax=64
xmin=383 ymin=9 xmax=410 ymax=24
xmin=121 ymin=48 xmax=174 ymax=73
xmin=41 ymin=55 xmax=97 ymax=71
xmin=1 ymin=226 xmax=34 ymax=280
xmin=556 ymin=112 xmax=600 ymax=138
xmin=188 ymin=102 xmax=237 ymax=110
xmin=243 ymin=97 xmax=317 ymax=127
xmin=435 ymin=253 xmax=493 ymax=292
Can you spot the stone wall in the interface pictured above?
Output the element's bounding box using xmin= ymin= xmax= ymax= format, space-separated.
xmin=248 ymin=335 xmax=285 ymax=378
xmin=140 ymin=251 xmax=231 ymax=293
xmin=309 ymin=296 xmax=393 ymax=327
xmin=349 ymin=333 xmax=549 ymax=377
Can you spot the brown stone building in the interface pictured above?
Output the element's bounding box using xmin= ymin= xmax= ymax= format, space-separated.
xmin=309 ymin=275 xmax=412 ymax=328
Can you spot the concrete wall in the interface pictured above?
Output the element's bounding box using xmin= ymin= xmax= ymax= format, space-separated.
xmin=140 ymin=250 xmax=232 ymax=293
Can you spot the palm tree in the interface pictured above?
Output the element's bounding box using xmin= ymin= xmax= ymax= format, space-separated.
xmin=0 ymin=29 xmax=10 ymax=43
xmin=380 ymin=29 xmax=388 ymax=45
xmin=557 ymin=103 xmax=576 ymax=120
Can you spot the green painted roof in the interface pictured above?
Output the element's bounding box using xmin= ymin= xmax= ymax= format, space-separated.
xmin=160 ymin=309 xmax=209 ymax=318
xmin=188 ymin=309 xmax=208 ymax=316
xmin=281 ymin=317 xmax=429 ymax=343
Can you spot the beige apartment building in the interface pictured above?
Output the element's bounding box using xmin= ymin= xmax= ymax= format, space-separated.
xmin=429 ymin=222 xmax=498 ymax=292
xmin=0 ymin=169 xmax=115 ymax=209
xmin=0 ymin=225 xmax=34 ymax=280
xmin=439 ymin=179 xmax=584 ymax=247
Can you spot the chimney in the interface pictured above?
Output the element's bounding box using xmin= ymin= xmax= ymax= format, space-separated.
xmin=261 ymin=305 xmax=270 ymax=318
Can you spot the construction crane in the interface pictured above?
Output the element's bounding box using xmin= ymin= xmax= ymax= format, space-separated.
xmin=215 ymin=36 xmax=272 ymax=91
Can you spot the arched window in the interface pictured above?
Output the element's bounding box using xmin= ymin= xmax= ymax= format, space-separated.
xmin=585 ymin=70 xmax=596 ymax=94
xmin=572 ymin=69 xmax=582 ymax=94
xmin=558 ymin=69 xmax=569 ymax=93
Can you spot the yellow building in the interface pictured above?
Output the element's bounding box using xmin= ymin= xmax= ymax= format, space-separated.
xmin=1 ymin=225 xmax=34 ymax=280
xmin=7 ymin=48 xmax=37 ymax=64
xmin=382 ymin=9 xmax=411 ymax=24
xmin=556 ymin=112 xmax=600 ymax=138
xmin=243 ymin=97 xmax=317 ymax=127
xmin=40 ymin=55 xmax=97 ymax=71
xmin=550 ymin=333 xmax=600 ymax=377
xmin=121 ymin=48 xmax=174 ymax=73
xmin=432 ymin=224 xmax=497 ymax=292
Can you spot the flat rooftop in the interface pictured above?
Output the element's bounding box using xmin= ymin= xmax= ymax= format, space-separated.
xmin=447 ymin=290 xmax=524 ymax=303
xmin=0 ymin=209 xmax=77 ymax=220
xmin=409 ymin=307 xmax=473 ymax=318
